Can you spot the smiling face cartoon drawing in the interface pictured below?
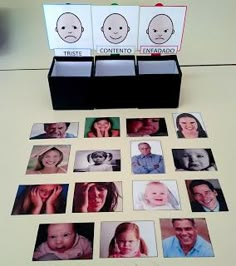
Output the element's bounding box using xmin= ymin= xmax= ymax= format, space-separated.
xmin=101 ymin=13 xmax=130 ymax=44
xmin=146 ymin=14 xmax=175 ymax=44
xmin=55 ymin=12 xmax=84 ymax=43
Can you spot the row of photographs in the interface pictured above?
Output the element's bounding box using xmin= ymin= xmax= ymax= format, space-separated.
xmin=11 ymin=179 xmax=228 ymax=215
xmin=29 ymin=112 xmax=208 ymax=139
xmin=31 ymin=218 xmax=214 ymax=261
xmin=25 ymin=144 xmax=218 ymax=175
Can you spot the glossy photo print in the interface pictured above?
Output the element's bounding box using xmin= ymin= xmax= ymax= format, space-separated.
xmin=133 ymin=180 xmax=181 ymax=211
xmin=72 ymin=181 xmax=123 ymax=213
xmin=131 ymin=140 xmax=165 ymax=174
xmin=30 ymin=122 xmax=79 ymax=139
xmin=172 ymin=148 xmax=217 ymax=171
xmin=100 ymin=220 xmax=158 ymax=258
xmin=173 ymin=112 xmax=207 ymax=139
xmin=11 ymin=183 xmax=69 ymax=215
xmin=185 ymin=179 xmax=228 ymax=212
xmin=84 ymin=117 xmax=120 ymax=138
xmin=33 ymin=222 xmax=94 ymax=261
xmin=126 ymin=117 xmax=168 ymax=137
xmin=73 ymin=150 xmax=121 ymax=172
xmin=26 ymin=145 xmax=71 ymax=175
xmin=160 ymin=218 xmax=214 ymax=258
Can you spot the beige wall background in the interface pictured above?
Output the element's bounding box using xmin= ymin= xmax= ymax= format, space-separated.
xmin=0 ymin=0 xmax=235 ymax=70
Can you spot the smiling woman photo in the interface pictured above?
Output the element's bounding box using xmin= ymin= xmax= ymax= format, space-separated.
xmin=26 ymin=145 xmax=70 ymax=175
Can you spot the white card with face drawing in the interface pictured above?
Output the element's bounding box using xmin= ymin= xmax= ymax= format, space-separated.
xmin=138 ymin=6 xmax=187 ymax=54
xmin=91 ymin=5 xmax=139 ymax=54
xmin=43 ymin=4 xmax=93 ymax=49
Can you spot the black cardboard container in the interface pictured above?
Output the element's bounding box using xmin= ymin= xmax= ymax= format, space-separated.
xmin=93 ymin=55 xmax=137 ymax=109
xmin=48 ymin=54 xmax=182 ymax=110
xmin=136 ymin=55 xmax=182 ymax=108
xmin=48 ymin=56 xmax=94 ymax=110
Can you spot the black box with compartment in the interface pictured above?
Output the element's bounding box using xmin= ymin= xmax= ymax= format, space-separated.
xmin=48 ymin=54 xmax=182 ymax=110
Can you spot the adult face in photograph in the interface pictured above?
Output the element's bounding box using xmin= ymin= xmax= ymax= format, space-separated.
xmin=44 ymin=123 xmax=69 ymax=138
xmin=173 ymin=219 xmax=197 ymax=248
xmin=73 ymin=182 xmax=122 ymax=213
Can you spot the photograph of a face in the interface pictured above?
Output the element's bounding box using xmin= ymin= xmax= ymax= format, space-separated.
xmin=26 ymin=145 xmax=71 ymax=175
xmin=172 ymin=148 xmax=217 ymax=171
xmin=72 ymin=181 xmax=123 ymax=213
xmin=173 ymin=112 xmax=207 ymax=139
xmin=73 ymin=150 xmax=121 ymax=172
xmin=100 ymin=220 xmax=158 ymax=258
xmin=131 ymin=140 xmax=165 ymax=174
xmin=160 ymin=218 xmax=214 ymax=258
xmin=84 ymin=117 xmax=120 ymax=138
xmin=126 ymin=117 xmax=168 ymax=137
xmin=185 ymin=179 xmax=228 ymax=212
xmin=11 ymin=183 xmax=68 ymax=215
xmin=33 ymin=222 xmax=94 ymax=261
xmin=133 ymin=180 xmax=180 ymax=210
xmin=30 ymin=122 xmax=79 ymax=139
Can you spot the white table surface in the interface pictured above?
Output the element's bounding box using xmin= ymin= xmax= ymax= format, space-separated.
xmin=0 ymin=65 xmax=235 ymax=265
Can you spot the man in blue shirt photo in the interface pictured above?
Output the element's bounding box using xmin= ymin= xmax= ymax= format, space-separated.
xmin=162 ymin=218 xmax=214 ymax=257
xmin=131 ymin=142 xmax=165 ymax=174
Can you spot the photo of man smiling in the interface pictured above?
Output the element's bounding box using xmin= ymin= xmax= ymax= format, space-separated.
xmin=160 ymin=218 xmax=214 ymax=258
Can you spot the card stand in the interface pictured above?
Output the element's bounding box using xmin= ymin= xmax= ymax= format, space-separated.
xmin=48 ymin=56 xmax=94 ymax=110
xmin=93 ymin=55 xmax=138 ymax=109
xmin=136 ymin=55 xmax=182 ymax=108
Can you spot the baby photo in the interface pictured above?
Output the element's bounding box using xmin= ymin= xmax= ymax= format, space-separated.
xmin=26 ymin=145 xmax=71 ymax=175
xmin=33 ymin=222 xmax=94 ymax=261
xmin=133 ymin=180 xmax=181 ymax=210
xmin=172 ymin=148 xmax=217 ymax=171
xmin=185 ymin=179 xmax=228 ymax=212
xmin=73 ymin=150 xmax=121 ymax=172
xmin=100 ymin=220 xmax=158 ymax=258
xmin=173 ymin=112 xmax=207 ymax=138
xmin=126 ymin=117 xmax=168 ymax=137
xmin=30 ymin=122 xmax=79 ymax=139
xmin=160 ymin=218 xmax=214 ymax=258
xmin=72 ymin=181 xmax=123 ymax=213
xmin=131 ymin=140 xmax=165 ymax=174
xmin=11 ymin=183 xmax=69 ymax=215
xmin=84 ymin=117 xmax=120 ymax=138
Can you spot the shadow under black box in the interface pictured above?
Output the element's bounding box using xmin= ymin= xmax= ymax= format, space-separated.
xmin=48 ymin=55 xmax=182 ymax=110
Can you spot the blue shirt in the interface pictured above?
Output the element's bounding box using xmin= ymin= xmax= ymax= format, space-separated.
xmin=131 ymin=153 xmax=165 ymax=174
xmin=163 ymin=235 xmax=214 ymax=257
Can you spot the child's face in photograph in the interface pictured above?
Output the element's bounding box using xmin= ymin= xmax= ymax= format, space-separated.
xmin=144 ymin=183 xmax=168 ymax=207
xmin=45 ymin=123 xmax=68 ymax=138
xmin=91 ymin=153 xmax=106 ymax=165
xmin=88 ymin=184 xmax=108 ymax=212
xmin=38 ymin=185 xmax=58 ymax=202
xmin=192 ymin=184 xmax=218 ymax=209
xmin=42 ymin=150 xmax=62 ymax=168
xmin=179 ymin=117 xmax=198 ymax=132
xmin=116 ymin=230 xmax=139 ymax=256
xmin=181 ymin=149 xmax=210 ymax=170
xmin=95 ymin=120 xmax=110 ymax=131
xmin=47 ymin=223 xmax=76 ymax=253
